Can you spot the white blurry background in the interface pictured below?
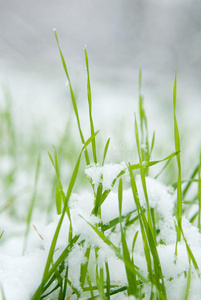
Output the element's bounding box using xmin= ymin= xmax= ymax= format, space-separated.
xmin=0 ymin=0 xmax=201 ymax=168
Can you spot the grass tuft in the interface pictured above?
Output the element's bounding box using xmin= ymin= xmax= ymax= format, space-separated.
xmin=1 ymin=31 xmax=201 ymax=300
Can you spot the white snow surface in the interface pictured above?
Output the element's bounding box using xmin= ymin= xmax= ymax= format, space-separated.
xmin=85 ymin=162 xmax=127 ymax=192
xmin=1 ymin=164 xmax=201 ymax=299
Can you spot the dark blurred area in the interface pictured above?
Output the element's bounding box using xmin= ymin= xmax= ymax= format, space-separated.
xmin=1 ymin=0 xmax=201 ymax=83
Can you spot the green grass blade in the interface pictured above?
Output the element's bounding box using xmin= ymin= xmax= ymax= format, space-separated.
xmin=135 ymin=114 xmax=142 ymax=164
xmin=128 ymin=164 xmax=167 ymax=299
xmin=131 ymin=231 xmax=139 ymax=263
xmin=82 ymin=130 xmax=99 ymax=152
xmin=146 ymin=151 xmax=180 ymax=167
xmin=178 ymin=223 xmax=200 ymax=277
xmin=139 ymin=164 xmax=155 ymax=243
xmin=150 ymin=131 xmax=155 ymax=158
xmin=183 ymin=164 xmax=199 ymax=197
xmin=120 ymin=220 xmax=138 ymax=294
xmin=184 ymin=266 xmax=191 ymax=300
xmin=54 ymin=29 xmax=90 ymax=165
xmin=118 ymin=177 xmax=138 ymax=296
xmin=94 ymin=181 xmax=103 ymax=217
xmin=102 ymin=138 xmax=110 ymax=166
xmin=198 ymin=153 xmax=201 ymax=232
xmin=0 ymin=285 xmax=6 ymax=300
xmin=62 ymin=265 xmax=69 ymax=299
xmin=85 ymin=47 xmax=97 ymax=164
xmin=96 ymin=267 xmax=105 ymax=300
xmin=101 ymin=209 xmax=137 ymax=232
xmin=32 ymin=235 xmax=79 ymax=299
xmin=129 ymin=151 xmax=180 ymax=171
xmin=47 ymin=148 xmax=63 ymax=191
xmin=128 ymin=165 xmax=153 ymax=284
xmin=105 ymin=262 xmax=110 ymax=300
xmin=121 ymin=230 xmax=138 ymax=296
xmin=173 ymin=71 xmax=183 ymax=250
xmin=118 ymin=177 xmax=123 ymax=220
xmin=56 ymin=183 xmax=62 ymax=214
xmin=87 ymin=275 xmax=95 ymax=300
xmin=33 ymin=132 xmax=98 ymax=298
xmin=154 ymin=158 xmax=172 ymax=179
xmin=80 ymin=246 xmax=91 ymax=289
xmin=23 ymin=154 xmax=41 ymax=254
xmin=34 ymin=154 xmax=82 ymax=298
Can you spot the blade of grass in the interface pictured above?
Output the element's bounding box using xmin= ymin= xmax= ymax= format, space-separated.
xmin=85 ymin=47 xmax=97 ymax=164
xmin=96 ymin=266 xmax=105 ymax=300
xmin=128 ymin=164 xmax=167 ymax=299
xmin=94 ymin=181 xmax=103 ymax=217
xmin=183 ymin=164 xmax=199 ymax=198
xmin=0 ymin=285 xmax=6 ymax=300
xmin=176 ymin=222 xmax=200 ymax=278
xmin=173 ymin=71 xmax=183 ymax=250
xmin=32 ymin=235 xmax=79 ymax=299
xmin=139 ymin=164 xmax=155 ymax=243
xmin=154 ymin=158 xmax=172 ymax=180
xmin=32 ymin=132 xmax=98 ymax=299
xmin=135 ymin=114 xmax=142 ymax=164
xmin=80 ymin=246 xmax=91 ymax=289
xmin=61 ymin=265 xmax=69 ymax=299
xmin=198 ymin=153 xmax=201 ymax=232
xmin=105 ymin=262 xmax=110 ymax=300
xmin=23 ymin=154 xmax=41 ymax=254
xmin=118 ymin=178 xmax=138 ymax=297
xmin=129 ymin=150 xmax=180 ymax=172
xmin=87 ymin=274 xmax=95 ymax=300
xmin=54 ymin=29 xmax=90 ymax=165
xmin=184 ymin=266 xmax=191 ymax=300
xmin=131 ymin=231 xmax=139 ymax=264
xmin=56 ymin=183 xmax=62 ymax=215
xmin=128 ymin=164 xmax=153 ymax=291
xmin=101 ymin=209 xmax=137 ymax=232
xmin=138 ymin=70 xmax=151 ymax=175
xmin=150 ymin=131 xmax=155 ymax=158
xmin=102 ymin=138 xmax=110 ymax=166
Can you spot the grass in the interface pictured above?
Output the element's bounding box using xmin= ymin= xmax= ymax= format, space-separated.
xmin=1 ymin=31 xmax=201 ymax=299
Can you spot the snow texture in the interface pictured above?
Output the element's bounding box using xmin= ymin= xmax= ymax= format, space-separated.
xmin=1 ymin=163 xmax=201 ymax=299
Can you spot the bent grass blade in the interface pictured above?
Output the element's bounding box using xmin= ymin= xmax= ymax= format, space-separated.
xmin=54 ymin=29 xmax=90 ymax=165
xmin=85 ymin=47 xmax=98 ymax=164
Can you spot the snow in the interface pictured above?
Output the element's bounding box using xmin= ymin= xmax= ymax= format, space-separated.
xmin=0 ymin=249 xmax=47 ymax=299
xmin=1 ymin=162 xmax=201 ymax=299
xmin=85 ymin=162 xmax=127 ymax=192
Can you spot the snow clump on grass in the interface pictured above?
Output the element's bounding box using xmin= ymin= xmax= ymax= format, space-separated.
xmin=1 ymin=163 xmax=200 ymax=299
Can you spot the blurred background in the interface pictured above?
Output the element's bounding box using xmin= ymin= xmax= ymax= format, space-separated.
xmin=1 ymin=0 xmax=201 ymax=170
xmin=1 ymin=0 xmax=201 ymax=81
xmin=0 ymin=0 xmax=201 ymax=253
xmin=0 ymin=0 xmax=201 ymax=174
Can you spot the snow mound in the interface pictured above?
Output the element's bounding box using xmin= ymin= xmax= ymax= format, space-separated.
xmin=85 ymin=162 xmax=126 ymax=192
xmin=1 ymin=164 xmax=201 ymax=299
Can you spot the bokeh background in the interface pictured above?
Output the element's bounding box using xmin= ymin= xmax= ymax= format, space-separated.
xmin=0 ymin=0 xmax=201 ymax=172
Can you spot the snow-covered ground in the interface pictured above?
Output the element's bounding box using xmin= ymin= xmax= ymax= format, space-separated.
xmin=0 ymin=62 xmax=201 ymax=299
